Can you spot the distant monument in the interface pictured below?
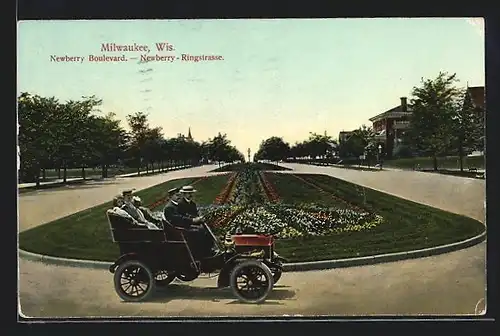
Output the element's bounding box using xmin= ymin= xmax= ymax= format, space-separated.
xmin=247 ymin=148 xmax=251 ymax=162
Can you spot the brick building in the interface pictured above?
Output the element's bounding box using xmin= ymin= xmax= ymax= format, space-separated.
xmin=338 ymin=130 xmax=355 ymax=144
xmin=368 ymin=97 xmax=412 ymax=159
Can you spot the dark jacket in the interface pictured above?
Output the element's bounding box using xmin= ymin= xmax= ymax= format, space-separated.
xmin=163 ymin=198 xmax=199 ymax=229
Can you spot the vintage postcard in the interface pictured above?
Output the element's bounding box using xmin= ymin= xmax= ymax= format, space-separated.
xmin=17 ymin=18 xmax=486 ymax=319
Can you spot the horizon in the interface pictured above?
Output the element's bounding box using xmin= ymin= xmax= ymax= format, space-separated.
xmin=17 ymin=18 xmax=484 ymax=156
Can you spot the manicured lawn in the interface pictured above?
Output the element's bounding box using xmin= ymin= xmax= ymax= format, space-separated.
xmin=211 ymin=162 xmax=291 ymax=172
xmin=417 ymin=169 xmax=485 ymax=180
xmin=18 ymin=174 xmax=231 ymax=261
xmin=267 ymin=173 xmax=352 ymax=209
xmin=19 ymin=169 xmax=484 ymax=264
xmin=266 ymin=173 xmax=485 ymax=262
xmin=383 ymin=155 xmax=484 ymax=170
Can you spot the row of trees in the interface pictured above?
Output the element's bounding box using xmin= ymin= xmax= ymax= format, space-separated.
xmin=254 ymin=72 xmax=484 ymax=171
xmin=402 ymin=72 xmax=483 ymax=170
xmin=18 ymin=92 xmax=244 ymax=184
xmin=254 ymin=126 xmax=377 ymax=164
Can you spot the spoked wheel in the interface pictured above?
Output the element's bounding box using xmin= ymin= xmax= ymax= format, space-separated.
xmin=271 ymin=267 xmax=283 ymax=284
xmin=113 ymin=260 xmax=156 ymax=302
xmin=267 ymin=260 xmax=283 ymax=284
xmin=154 ymin=270 xmax=176 ymax=287
xmin=229 ymin=260 xmax=274 ymax=304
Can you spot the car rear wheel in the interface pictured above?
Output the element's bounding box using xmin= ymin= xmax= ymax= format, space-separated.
xmin=113 ymin=260 xmax=156 ymax=302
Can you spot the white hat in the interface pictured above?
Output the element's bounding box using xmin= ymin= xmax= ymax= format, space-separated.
xmin=180 ymin=185 xmax=197 ymax=193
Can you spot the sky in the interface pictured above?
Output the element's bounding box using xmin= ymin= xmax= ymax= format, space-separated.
xmin=17 ymin=18 xmax=484 ymax=157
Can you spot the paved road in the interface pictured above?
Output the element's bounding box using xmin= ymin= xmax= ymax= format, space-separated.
xmin=18 ymin=166 xmax=192 ymax=189
xmin=278 ymin=163 xmax=485 ymax=223
xmin=18 ymin=163 xmax=486 ymax=318
xmin=19 ymin=164 xmax=225 ymax=232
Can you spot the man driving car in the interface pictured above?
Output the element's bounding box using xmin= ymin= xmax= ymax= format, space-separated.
xmin=163 ymin=185 xmax=217 ymax=257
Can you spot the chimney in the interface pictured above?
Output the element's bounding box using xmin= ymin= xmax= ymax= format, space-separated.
xmin=400 ymin=97 xmax=407 ymax=112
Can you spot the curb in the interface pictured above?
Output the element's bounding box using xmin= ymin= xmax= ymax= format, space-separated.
xmin=19 ymin=231 xmax=486 ymax=272
xmin=18 ymin=165 xmax=195 ymax=191
xmin=283 ymin=230 xmax=486 ymax=271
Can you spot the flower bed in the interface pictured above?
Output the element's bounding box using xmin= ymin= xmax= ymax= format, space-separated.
xmin=201 ymin=167 xmax=381 ymax=239
xmin=226 ymin=169 xmax=268 ymax=205
xmin=202 ymin=203 xmax=382 ymax=239
xmin=259 ymin=172 xmax=280 ymax=202
xmin=213 ymin=173 xmax=238 ymax=205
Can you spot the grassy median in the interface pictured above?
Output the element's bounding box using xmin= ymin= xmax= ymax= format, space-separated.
xmin=19 ymin=171 xmax=484 ymax=263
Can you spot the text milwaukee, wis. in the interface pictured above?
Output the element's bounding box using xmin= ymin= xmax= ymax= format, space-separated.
xmin=100 ymin=42 xmax=174 ymax=53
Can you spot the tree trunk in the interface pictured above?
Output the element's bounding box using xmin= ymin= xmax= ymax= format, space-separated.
xmin=101 ymin=164 xmax=106 ymax=178
xmin=459 ymin=147 xmax=464 ymax=172
xmin=81 ymin=167 xmax=86 ymax=180
xmin=42 ymin=168 xmax=46 ymax=181
xmin=35 ymin=167 xmax=41 ymax=187
xmin=57 ymin=168 xmax=61 ymax=179
xmin=432 ymin=156 xmax=438 ymax=171
xmin=63 ymin=165 xmax=67 ymax=183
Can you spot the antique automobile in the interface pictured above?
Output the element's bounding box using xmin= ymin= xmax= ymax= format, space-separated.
xmin=106 ymin=209 xmax=285 ymax=304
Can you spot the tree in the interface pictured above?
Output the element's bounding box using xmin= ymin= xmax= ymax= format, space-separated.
xmin=449 ymin=90 xmax=484 ymax=171
xmin=87 ymin=112 xmax=128 ymax=178
xmin=126 ymin=111 xmax=151 ymax=175
xmin=18 ymin=93 xmax=60 ymax=184
xmin=337 ymin=125 xmax=375 ymax=160
xmin=304 ymin=132 xmax=336 ymax=160
xmin=288 ymin=141 xmax=306 ymax=160
xmin=406 ymin=72 xmax=461 ymax=170
xmin=206 ymin=133 xmax=233 ymax=165
xmin=255 ymin=137 xmax=290 ymax=162
xmin=57 ymin=96 xmax=103 ymax=181
xmin=143 ymin=126 xmax=164 ymax=172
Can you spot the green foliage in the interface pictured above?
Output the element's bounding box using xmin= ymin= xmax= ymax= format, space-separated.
xmin=203 ymin=132 xmax=245 ymax=163
xmin=405 ymin=72 xmax=461 ymax=168
xmin=211 ymin=162 xmax=291 ymax=172
xmin=254 ymin=136 xmax=291 ymax=161
xmin=337 ymin=125 xmax=377 ymax=159
xmin=286 ymin=132 xmax=337 ymax=160
xmin=17 ymin=93 xmax=246 ymax=183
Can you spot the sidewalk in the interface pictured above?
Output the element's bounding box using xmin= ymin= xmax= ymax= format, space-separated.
xmin=18 ymin=165 xmax=192 ymax=190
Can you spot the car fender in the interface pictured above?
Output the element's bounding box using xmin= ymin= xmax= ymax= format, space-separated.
xmin=109 ymin=253 xmax=139 ymax=273
xmin=216 ymin=254 xmax=245 ymax=288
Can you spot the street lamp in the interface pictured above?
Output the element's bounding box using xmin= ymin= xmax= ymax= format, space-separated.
xmin=378 ymin=144 xmax=383 ymax=170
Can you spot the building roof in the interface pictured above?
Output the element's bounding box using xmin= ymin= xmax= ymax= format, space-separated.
xmin=467 ymin=86 xmax=485 ymax=109
xmin=368 ymin=104 xmax=411 ymax=122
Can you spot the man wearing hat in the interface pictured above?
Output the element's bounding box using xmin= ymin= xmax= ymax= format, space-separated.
xmin=163 ymin=185 xmax=215 ymax=256
xmin=163 ymin=186 xmax=205 ymax=227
